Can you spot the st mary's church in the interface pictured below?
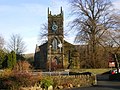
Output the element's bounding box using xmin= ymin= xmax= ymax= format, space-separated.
xmin=34 ymin=7 xmax=79 ymax=71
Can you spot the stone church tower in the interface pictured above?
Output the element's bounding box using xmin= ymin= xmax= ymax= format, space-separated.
xmin=34 ymin=7 xmax=79 ymax=70
xmin=47 ymin=7 xmax=64 ymax=70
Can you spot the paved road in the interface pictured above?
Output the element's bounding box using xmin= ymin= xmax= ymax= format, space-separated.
xmin=69 ymin=74 xmax=120 ymax=90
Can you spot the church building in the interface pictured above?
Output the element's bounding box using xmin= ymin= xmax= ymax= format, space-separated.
xmin=34 ymin=7 xmax=79 ymax=70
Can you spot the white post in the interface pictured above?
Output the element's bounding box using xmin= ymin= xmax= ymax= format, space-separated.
xmin=49 ymin=45 xmax=52 ymax=72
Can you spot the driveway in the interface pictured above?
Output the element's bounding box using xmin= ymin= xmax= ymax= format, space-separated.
xmin=68 ymin=74 xmax=120 ymax=90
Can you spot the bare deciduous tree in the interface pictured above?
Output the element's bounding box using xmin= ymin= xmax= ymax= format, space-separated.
xmin=69 ymin=0 xmax=119 ymax=68
xmin=100 ymin=14 xmax=120 ymax=70
xmin=0 ymin=35 xmax=5 ymax=49
xmin=39 ymin=23 xmax=48 ymax=45
xmin=8 ymin=34 xmax=26 ymax=54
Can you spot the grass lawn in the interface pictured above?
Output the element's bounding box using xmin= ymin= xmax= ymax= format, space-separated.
xmin=68 ymin=68 xmax=112 ymax=75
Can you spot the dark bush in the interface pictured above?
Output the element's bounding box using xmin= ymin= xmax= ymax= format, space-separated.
xmin=69 ymin=72 xmax=92 ymax=76
xmin=0 ymin=76 xmax=16 ymax=89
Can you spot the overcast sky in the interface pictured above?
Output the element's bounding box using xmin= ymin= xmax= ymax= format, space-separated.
xmin=0 ymin=0 xmax=120 ymax=54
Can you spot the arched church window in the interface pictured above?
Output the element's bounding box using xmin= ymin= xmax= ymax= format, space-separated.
xmin=52 ymin=38 xmax=58 ymax=50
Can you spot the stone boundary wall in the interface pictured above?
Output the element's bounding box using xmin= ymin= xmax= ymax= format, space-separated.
xmin=21 ymin=74 xmax=96 ymax=90
xmin=52 ymin=75 xmax=96 ymax=89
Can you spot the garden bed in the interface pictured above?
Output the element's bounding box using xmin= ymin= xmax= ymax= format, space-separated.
xmin=0 ymin=69 xmax=96 ymax=90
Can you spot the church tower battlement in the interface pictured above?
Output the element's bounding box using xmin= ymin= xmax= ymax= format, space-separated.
xmin=48 ymin=7 xmax=63 ymax=36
